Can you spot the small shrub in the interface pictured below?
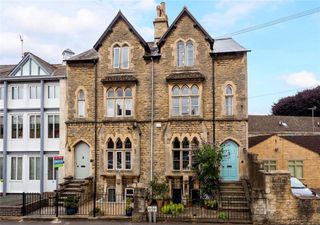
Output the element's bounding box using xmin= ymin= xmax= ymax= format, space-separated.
xmin=218 ymin=211 xmax=228 ymax=219
xmin=89 ymin=207 xmax=104 ymax=216
xmin=204 ymin=199 xmax=218 ymax=209
xmin=161 ymin=201 xmax=184 ymax=215
xmin=64 ymin=195 xmax=79 ymax=208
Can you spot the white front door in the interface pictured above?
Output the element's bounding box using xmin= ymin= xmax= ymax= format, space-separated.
xmin=75 ymin=142 xmax=90 ymax=179
xmin=45 ymin=156 xmax=57 ymax=192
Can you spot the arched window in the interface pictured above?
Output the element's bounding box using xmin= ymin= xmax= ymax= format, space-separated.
xmin=177 ymin=41 xmax=185 ymax=67
xmin=177 ymin=40 xmax=194 ymax=67
xmin=77 ymin=90 xmax=85 ymax=118
xmin=107 ymin=87 xmax=133 ymax=117
xmin=121 ymin=44 xmax=129 ymax=69
xmin=113 ymin=44 xmax=130 ymax=69
xmin=107 ymin=137 xmax=132 ymax=170
xmin=107 ymin=138 xmax=114 ymax=169
xmin=172 ymin=137 xmax=194 ymax=171
xmin=225 ymin=85 xmax=233 ymax=116
xmin=113 ymin=45 xmax=120 ymax=68
xmin=171 ymin=84 xmax=200 ymax=116
xmin=186 ymin=41 xmax=194 ymax=66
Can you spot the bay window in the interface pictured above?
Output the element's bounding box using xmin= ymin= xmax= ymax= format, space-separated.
xmin=106 ymin=137 xmax=132 ymax=171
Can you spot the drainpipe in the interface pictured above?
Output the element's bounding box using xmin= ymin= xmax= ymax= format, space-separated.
xmin=3 ymin=81 xmax=8 ymax=195
xmin=150 ymin=57 xmax=154 ymax=183
xmin=93 ymin=60 xmax=98 ymax=217
xmin=211 ymin=54 xmax=216 ymax=144
xmin=40 ymin=80 xmax=45 ymax=194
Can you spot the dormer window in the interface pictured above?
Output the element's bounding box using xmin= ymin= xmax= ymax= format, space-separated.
xmin=113 ymin=44 xmax=129 ymax=69
xmin=177 ymin=40 xmax=194 ymax=67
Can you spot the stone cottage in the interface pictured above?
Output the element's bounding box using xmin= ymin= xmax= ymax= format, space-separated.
xmin=63 ymin=3 xmax=249 ymax=201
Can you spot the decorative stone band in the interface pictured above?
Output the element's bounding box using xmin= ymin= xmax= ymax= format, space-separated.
xmin=101 ymin=74 xmax=138 ymax=84
xmin=166 ymin=71 xmax=205 ymax=82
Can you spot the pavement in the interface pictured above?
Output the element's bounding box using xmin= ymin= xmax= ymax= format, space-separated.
xmin=0 ymin=220 xmax=251 ymax=225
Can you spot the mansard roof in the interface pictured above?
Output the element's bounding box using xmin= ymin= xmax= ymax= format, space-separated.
xmin=157 ymin=7 xmax=214 ymax=49
xmin=93 ymin=11 xmax=150 ymax=53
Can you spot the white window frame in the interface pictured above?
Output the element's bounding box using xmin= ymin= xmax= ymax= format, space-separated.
xmin=11 ymin=86 xmax=23 ymax=100
xmin=113 ymin=44 xmax=130 ymax=69
xmin=29 ymin=85 xmax=41 ymax=99
xmin=48 ymin=114 xmax=59 ymax=139
xmin=125 ymin=188 xmax=134 ymax=199
xmin=48 ymin=85 xmax=59 ymax=99
xmin=29 ymin=156 xmax=40 ymax=180
xmin=77 ymin=90 xmax=86 ymax=118
xmin=11 ymin=115 xmax=23 ymax=139
xmin=107 ymin=138 xmax=132 ymax=171
xmin=171 ymin=84 xmax=200 ymax=117
xmin=29 ymin=114 xmax=41 ymax=139
xmin=106 ymin=87 xmax=133 ymax=118
xmin=47 ymin=157 xmax=56 ymax=180
xmin=225 ymin=85 xmax=234 ymax=116
xmin=10 ymin=156 xmax=23 ymax=181
xmin=177 ymin=40 xmax=194 ymax=67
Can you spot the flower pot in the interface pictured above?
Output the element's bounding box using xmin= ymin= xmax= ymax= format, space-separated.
xmin=66 ymin=207 xmax=78 ymax=215
xmin=156 ymin=199 xmax=163 ymax=208
xmin=126 ymin=209 xmax=133 ymax=216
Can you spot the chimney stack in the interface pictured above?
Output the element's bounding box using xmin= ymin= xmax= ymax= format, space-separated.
xmin=153 ymin=2 xmax=168 ymax=43
xmin=62 ymin=48 xmax=75 ymax=65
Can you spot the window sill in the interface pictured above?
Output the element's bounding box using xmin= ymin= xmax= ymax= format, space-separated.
xmin=103 ymin=117 xmax=136 ymax=122
xmin=169 ymin=116 xmax=203 ymax=121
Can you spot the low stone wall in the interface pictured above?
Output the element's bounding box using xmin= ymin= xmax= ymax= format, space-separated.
xmin=0 ymin=205 xmax=22 ymax=216
xmin=248 ymin=153 xmax=320 ymax=225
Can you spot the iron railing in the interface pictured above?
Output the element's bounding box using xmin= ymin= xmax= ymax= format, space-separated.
xmin=155 ymin=196 xmax=251 ymax=221
xmin=22 ymin=192 xmax=130 ymax=217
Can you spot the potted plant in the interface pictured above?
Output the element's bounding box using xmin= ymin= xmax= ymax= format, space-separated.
xmin=149 ymin=177 xmax=168 ymax=208
xmin=126 ymin=197 xmax=133 ymax=216
xmin=64 ymin=195 xmax=79 ymax=215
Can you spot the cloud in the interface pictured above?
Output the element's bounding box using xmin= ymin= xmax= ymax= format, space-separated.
xmin=0 ymin=0 xmax=157 ymax=64
xmin=279 ymin=71 xmax=320 ymax=88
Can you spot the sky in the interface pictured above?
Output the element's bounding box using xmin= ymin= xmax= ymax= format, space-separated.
xmin=0 ymin=0 xmax=319 ymax=115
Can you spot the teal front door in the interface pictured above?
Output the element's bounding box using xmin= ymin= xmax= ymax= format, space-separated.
xmin=221 ymin=141 xmax=239 ymax=181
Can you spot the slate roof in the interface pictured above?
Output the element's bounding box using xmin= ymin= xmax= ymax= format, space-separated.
xmin=249 ymin=115 xmax=320 ymax=135
xmin=249 ymin=134 xmax=320 ymax=154
xmin=213 ymin=38 xmax=248 ymax=53
xmin=281 ymin=135 xmax=320 ymax=154
xmin=66 ymin=49 xmax=99 ymax=62
xmin=0 ymin=52 xmax=66 ymax=79
xmin=249 ymin=135 xmax=272 ymax=148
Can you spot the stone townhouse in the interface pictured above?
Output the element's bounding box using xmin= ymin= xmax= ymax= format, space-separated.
xmin=63 ymin=3 xmax=249 ymax=201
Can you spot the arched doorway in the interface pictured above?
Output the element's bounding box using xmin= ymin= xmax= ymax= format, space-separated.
xmin=74 ymin=142 xmax=90 ymax=179
xmin=221 ymin=140 xmax=239 ymax=181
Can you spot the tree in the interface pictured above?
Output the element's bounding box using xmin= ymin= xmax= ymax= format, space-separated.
xmin=272 ymin=86 xmax=320 ymax=117
xmin=192 ymin=143 xmax=225 ymax=198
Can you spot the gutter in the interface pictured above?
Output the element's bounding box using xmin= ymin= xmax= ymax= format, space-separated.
xmin=93 ymin=59 xmax=98 ymax=217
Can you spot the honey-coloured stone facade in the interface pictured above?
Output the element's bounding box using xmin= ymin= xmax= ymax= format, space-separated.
xmin=64 ymin=4 xmax=248 ymax=198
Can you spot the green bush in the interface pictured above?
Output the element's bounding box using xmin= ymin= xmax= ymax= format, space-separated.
xmin=161 ymin=201 xmax=184 ymax=215
xmin=64 ymin=195 xmax=79 ymax=208
xmin=204 ymin=199 xmax=218 ymax=209
xmin=218 ymin=211 xmax=228 ymax=219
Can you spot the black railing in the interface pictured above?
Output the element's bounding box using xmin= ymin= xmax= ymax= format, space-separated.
xmin=22 ymin=192 xmax=129 ymax=217
xmin=154 ymin=196 xmax=250 ymax=221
